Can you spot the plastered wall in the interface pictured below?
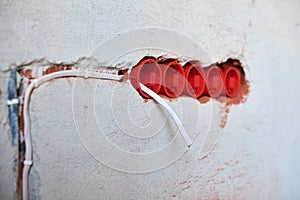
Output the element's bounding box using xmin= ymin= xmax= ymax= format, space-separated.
xmin=0 ymin=0 xmax=300 ymax=199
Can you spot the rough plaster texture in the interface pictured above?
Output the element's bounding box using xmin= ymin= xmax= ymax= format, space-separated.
xmin=0 ymin=0 xmax=300 ymax=199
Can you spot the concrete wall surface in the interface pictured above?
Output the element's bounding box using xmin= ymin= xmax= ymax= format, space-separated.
xmin=0 ymin=0 xmax=300 ymax=199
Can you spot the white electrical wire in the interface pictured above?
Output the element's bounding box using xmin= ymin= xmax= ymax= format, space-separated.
xmin=139 ymin=83 xmax=192 ymax=147
xmin=22 ymin=71 xmax=191 ymax=200
xmin=22 ymin=70 xmax=123 ymax=200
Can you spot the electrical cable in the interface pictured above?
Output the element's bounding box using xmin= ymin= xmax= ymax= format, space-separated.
xmin=22 ymin=70 xmax=123 ymax=200
xmin=139 ymin=83 xmax=192 ymax=147
xmin=22 ymin=70 xmax=191 ymax=200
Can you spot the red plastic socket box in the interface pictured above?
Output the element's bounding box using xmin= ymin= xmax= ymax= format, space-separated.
xmin=159 ymin=60 xmax=186 ymax=98
xmin=183 ymin=61 xmax=206 ymax=98
xmin=130 ymin=58 xmax=162 ymax=99
xmin=130 ymin=57 xmax=241 ymax=100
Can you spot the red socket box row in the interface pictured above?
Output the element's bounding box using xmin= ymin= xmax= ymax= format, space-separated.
xmin=130 ymin=58 xmax=241 ymax=99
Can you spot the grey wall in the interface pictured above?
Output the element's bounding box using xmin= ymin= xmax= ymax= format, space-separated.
xmin=1 ymin=0 xmax=300 ymax=199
